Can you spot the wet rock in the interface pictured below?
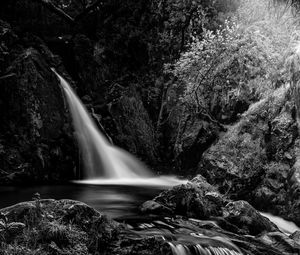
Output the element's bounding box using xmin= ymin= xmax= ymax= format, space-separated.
xmin=258 ymin=232 xmax=300 ymax=254
xmin=223 ymin=200 xmax=279 ymax=235
xmin=290 ymin=231 xmax=300 ymax=244
xmin=140 ymin=200 xmax=173 ymax=215
xmin=143 ymin=176 xmax=225 ymax=219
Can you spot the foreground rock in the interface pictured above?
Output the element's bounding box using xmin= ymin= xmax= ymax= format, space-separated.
xmin=140 ymin=176 xmax=300 ymax=254
xmin=0 ymin=199 xmax=170 ymax=255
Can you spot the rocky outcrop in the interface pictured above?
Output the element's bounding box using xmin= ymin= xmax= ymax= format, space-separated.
xmin=0 ymin=20 xmax=77 ymax=184
xmin=143 ymin=175 xmax=224 ymax=219
xmin=139 ymin=176 xmax=300 ymax=254
xmin=109 ymin=90 xmax=159 ymax=164
xmin=0 ymin=199 xmax=171 ymax=255
xmin=199 ymin=84 xmax=300 ymax=225
xmin=172 ymin=112 xmax=220 ymax=171
xmin=223 ymin=200 xmax=278 ymax=235
xmin=140 ymin=175 xmax=278 ymax=235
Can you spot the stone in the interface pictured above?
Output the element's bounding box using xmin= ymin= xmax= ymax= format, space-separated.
xmin=140 ymin=200 xmax=173 ymax=215
xmin=223 ymin=200 xmax=279 ymax=235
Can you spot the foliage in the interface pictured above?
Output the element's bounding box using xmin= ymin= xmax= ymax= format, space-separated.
xmin=39 ymin=221 xmax=70 ymax=246
xmin=167 ymin=0 xmax=300 ymax=121
xmin=155 ymin=0 xmax=239 ymax=62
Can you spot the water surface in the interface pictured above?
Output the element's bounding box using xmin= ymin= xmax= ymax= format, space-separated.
xmin=0 ymin=183 xmax=166 ymax=220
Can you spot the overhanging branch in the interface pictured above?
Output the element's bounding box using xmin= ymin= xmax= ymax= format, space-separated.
xmin=33 ymin=0 xmax=75 ymax=25
xmin=33 ymin=0 xmax=103 ymax=25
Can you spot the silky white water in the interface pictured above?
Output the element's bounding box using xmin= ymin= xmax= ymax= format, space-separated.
xmin=261 ymin=212 xmax=300 ymax=235
xmin=52 ymin=69 xmax=184 ymax=186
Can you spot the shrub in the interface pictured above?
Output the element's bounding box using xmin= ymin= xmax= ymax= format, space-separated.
xmin=167 ymin=0 xmax=300 ymax=120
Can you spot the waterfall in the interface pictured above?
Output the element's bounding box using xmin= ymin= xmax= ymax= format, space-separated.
xmin=52 ymin=69 xmax=183 ymax=186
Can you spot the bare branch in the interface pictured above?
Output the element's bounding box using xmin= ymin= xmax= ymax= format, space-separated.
xmin=33 ymin=0 xmax=103 ymax=25
xmin=33 ymin=0 xmax=75 ymax=24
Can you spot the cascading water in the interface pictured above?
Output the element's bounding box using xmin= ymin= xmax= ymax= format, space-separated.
xmin=52 ymin=69 xmax=183 ymax=186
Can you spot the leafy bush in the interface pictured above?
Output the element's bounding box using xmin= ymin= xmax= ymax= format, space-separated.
xmin=167 ymin=0 xmax=300 ymax=121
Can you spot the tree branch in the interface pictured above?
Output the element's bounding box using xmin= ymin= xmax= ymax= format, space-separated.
xmin=33 ymin=0 xmax=103 ymax=25
xmin=33 ymin=0 xmax=75 ymax=24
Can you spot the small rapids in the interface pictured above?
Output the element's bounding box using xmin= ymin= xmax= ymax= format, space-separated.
xmin=126 ymin=217 xmax=243 ymax=255
xmin=168 ymin=243 xmax=242 ymax=255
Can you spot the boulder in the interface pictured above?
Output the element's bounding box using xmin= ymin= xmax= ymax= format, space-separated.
xmin=199 ymin=84 xmax=300 ymax=224
xmin=109 ymin=91 xmax=159 ymax=165
xmin=223 ymin=200 xmax=279 ymax=235
xmin=141 ymin=175 xmax=225 ymax=219
xmin=140 ymin=200 xmax=173 ymax=215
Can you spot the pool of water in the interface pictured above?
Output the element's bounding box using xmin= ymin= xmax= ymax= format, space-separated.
xmin=0 ymin=183 xmax=169 ymax=220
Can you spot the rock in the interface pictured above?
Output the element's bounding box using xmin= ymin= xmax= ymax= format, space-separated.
xmin=0 ymin=201 xmax=40 ymax=223
xmin=144 ymin=176 xmax=225 ymax=219
xmin=223 ymin=200 xmax=279 ymax=235
xmin=258 ymin=232 xmax=300 ymax=254
xmin=0 ymin=20 xmax=77 ymax=184
xmin=172 ymin=113 xmax=220 ymax=171
xmin=140 ymin=200 xmax=173 ymax=215
xmin=0 ymin=199 xmax=121 ymax=254
xmin=62 ymin=201 xmax=101 ymax=228
xmin=290 ymin=231 xmax=300 ymax=244
xmin=109 ymin=91 xmax=159 ymax=165
xmin=199 ymin=85 xmax=300 ymax=224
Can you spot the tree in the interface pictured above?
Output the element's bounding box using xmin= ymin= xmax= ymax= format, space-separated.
xmin=167 ymin=0 xmax=300 ymax=122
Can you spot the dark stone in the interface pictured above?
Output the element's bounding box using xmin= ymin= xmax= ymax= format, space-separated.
xmin=142 ymin=175 xmax=225 ymax=219
xmin=258 ymin=232 xmax=300 ymax=254
xmin=290 ymin=230 xmax=300 ymax=244
xmin=0 ymin=20 xmax=77 ymax=184
xmin=140 ymin=200 xmax=173 ymax=215
xmin=223 ymin=200 xmax=279 ymax=235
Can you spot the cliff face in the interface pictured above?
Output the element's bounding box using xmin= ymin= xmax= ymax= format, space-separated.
xmin=199 ymin=84 xmax=300 ymax=225
xmin=0 ymin=21 xmax=77 ymax=184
